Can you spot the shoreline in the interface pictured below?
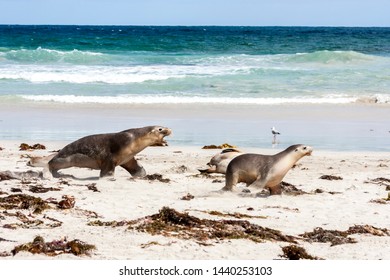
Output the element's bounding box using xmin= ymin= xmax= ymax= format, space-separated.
xmin=1 ymin=101 xmax=389 ymax=151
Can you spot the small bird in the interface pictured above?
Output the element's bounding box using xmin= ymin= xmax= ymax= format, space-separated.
xmin=271 ymin=127 xmax=280 ymax=135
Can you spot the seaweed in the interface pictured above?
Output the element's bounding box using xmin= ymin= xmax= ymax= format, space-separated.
xmin=300 ymin=227 xmax=356 ymax=246
xmin=87 ymin=220 xmax=130 ymax=227
xmin=280 ymin=182 xmax=308 ymax=195
xmin=347 ymin=225 xmax=390 ymax=236
xmin=0 ymin=194 xmax=51 ymax=214
xmin=0 ymin=172 xmax=14 ymax=181
xmin=86 ymin=183 xmax=100 ymax=192
xmin=180 ymin=193 xmax=194 ymax=200
xmin=58 ymin=195 xmax=75 ymax=209
xmin=365 ymin=177 xmax=390 ymax=190
xmin=300 ymin=225 xmax=390 ymax=246
xmin=204 ymin=210 xmax=266 ymax=219
xmin=128 ymin=207 xmax=296 ymax=244
xmin=202 ymin=143 xmax=237 ymax=149
xmin=143 ymin=174 xmax=170 ymax=183
xmin=19 ymin=143 xmax=46 ymax=151
xmin=280 ymin=245 xmax=322 ymax=260
xmin=29 ymin=186 xmax=62 ymax=193
xmin=11 ymin=236 xmax=95 ymax=256
xmin=319 ymin=175 xmax=343 ymax=181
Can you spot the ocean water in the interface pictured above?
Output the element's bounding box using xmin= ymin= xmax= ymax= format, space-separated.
xmin=0 ymin=26 xmax=389 ymax=150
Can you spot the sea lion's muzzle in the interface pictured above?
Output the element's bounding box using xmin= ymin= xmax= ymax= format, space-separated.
xmin=159 ymin=128 xmax=172 ymax=146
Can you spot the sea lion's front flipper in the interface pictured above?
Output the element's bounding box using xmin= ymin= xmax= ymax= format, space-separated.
xmin=120 ymin=158 xmax=146 ymax=178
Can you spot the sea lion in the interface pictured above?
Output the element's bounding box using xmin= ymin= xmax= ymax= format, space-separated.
xmin=198 ymin=148 xmax=242 ymax=174
xmin=222 ymin=144 xmax=312 ymax=195
xmin=47 ymin=126 xmax=171 ymax=178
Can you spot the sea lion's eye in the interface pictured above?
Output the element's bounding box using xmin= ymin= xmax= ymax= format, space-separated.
xmin=158 ymin=128 xmax=163 ymax=132
xmin=303 ymin=147 xmax=307 ymax=150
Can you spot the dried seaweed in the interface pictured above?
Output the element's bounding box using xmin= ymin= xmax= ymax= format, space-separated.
xmin=347 ymin=225 xmax=390 ymax=236
xmin=19 ymin=143 xmax=46 ymax=151
xmin=128 ymin=207 xmax=296 ymax=244
xmin=280 ymin=182 xmax=308 ymax=195
xmin=300 ymin=225 xmax=390 ymax=246
xmin=205 ymin=210 xmax=266 ymax=219
xmin=143 ymin=174 xmax=170 ymax=183
xmin=300 ymin=227 xmax=356 ymax=246
xmin=280 ymin=245 xmax=322 ymax=260
xmin=0 ymin=194 xmax=51 ymax=214
xmin=29 ymin=186 xmax=62 ymax=193
xmin=180 ymin=193 xmax=194 ymax=200
xmin=58 ymin=195 xmax=75 ymax=209
xmin=365 ymin=177 xmax=390 ymax=190
xmin=319 ymin=175 xmax=343 ymax=181
xmin=11 ymin=236 xmax=95 ymax=256
xmin=202 ymin=143 xmax=237 ymax=149
xmin=88 ymin=220 xmax=130 ymax=227
xmin=86 ymin=183 xmax=100 ymax=192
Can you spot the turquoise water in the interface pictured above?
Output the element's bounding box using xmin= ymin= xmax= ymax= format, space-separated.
xmin=0 ymin=26 xmax=389 ymax=150
xmin=1 ymin=26 xmax=390 ymax=104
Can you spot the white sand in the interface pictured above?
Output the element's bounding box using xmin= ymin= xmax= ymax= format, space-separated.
xmin=0 ymin=141 xmax=389 ymax=260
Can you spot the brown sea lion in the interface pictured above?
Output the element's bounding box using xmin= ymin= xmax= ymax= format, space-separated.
xmin=198 ymin=148 xmax=242 ymax=174
xmin=222 ymin=144 xmax=312 ymax=195
xmin=47 ymin=126 xmax=171 ymax=178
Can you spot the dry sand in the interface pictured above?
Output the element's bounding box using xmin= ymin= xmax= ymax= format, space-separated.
xmin=0 ymin=140 xmax=389 ymax=260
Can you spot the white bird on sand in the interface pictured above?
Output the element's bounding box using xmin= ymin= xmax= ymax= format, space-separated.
xmin=271 ymin=127 xmax=280 ymax=135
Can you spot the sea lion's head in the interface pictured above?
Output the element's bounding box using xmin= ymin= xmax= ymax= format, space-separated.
xmin=292 ymin=144 xmax=313 ymax=157
xmin=149 ymin=126 xmax=172 ymax=146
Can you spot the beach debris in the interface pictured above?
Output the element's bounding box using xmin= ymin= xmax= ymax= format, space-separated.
xmin=128 ymin=207 xmax=295 ymax=243
xmin=0 ymin=171 xmax=15 ymax=181
xmin=58 ymin=195 xmax=75 ymax=209
xmin=369 ymin=198 xmax=389 ymax=204
xmin=0 ymin=147 xmax=3 ymax=151
xmin=86 ymin=183 xmax=100 ymax=192
xmin=11 ymin=236 xmax=95 ymax=256
xmin=140 ymin=241 xmax=162 ymax=248
xmin=313 ymin=188 xmax=342 ymax=195
xmin=143 ymin=174 xmax=170 ymax=183
xmin=29 ymin=186 xmax=62 ymax=193
xmin=264 ymin=205 xmax=300 ymax=213
xmin=19 ymin=143 xmax=46 ymax=151
xmin=0 ymin=251 xmax=12 ymax=257
xmin=319 ymin=175 xmax=343 ymax=181
xmin=300 ymin=227 xmax=355 ymax=246
xmin=202 ymin=210 xmax=266 ymax=219
xmin=300 ymin=225 xmax=390 ymax=246
xmin=365 ymin=177 xmax=390 ymax=190
xmin=0 ymin=194 xmax=51 ymax=214
xmin=280 ymin=181 xmax=308 ymax=195
xmin=202 ymin=143 xmax=237 ymax=149
xmin=88 ymin=220 xmax=130 ymax=227
xmin=10 ymin=188 xmax=22 ymax=193
xmin=280 ymin=245 xmax=322 ymax=260
xmin=180 ymin=193 xmax=194 ymax=201
xmin=0 ymin=237 xmax=16 ymax=242
xmin=347 ymin=225 xmax=390 ymax=236
xmin=212 ymin=179 xmax=223 ymax=183
xmin=173 ymin=165 xmax=188 ymax=174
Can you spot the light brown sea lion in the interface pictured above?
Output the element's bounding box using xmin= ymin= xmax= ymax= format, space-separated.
xmin=222 ymin=144 xmax=312 ymax=195
xmin=198 ymin=148 xmax=242 ymax=174
xmin=47 ymin=126 xmax=171 ymax=178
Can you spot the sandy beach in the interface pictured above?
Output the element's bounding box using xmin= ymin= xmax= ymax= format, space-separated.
xmin=1 ymin=140 xmax=389 ymax=260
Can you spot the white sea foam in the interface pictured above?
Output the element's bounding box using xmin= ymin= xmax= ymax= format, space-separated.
xmin=20 ymin=94 xmax=359 ymax=105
